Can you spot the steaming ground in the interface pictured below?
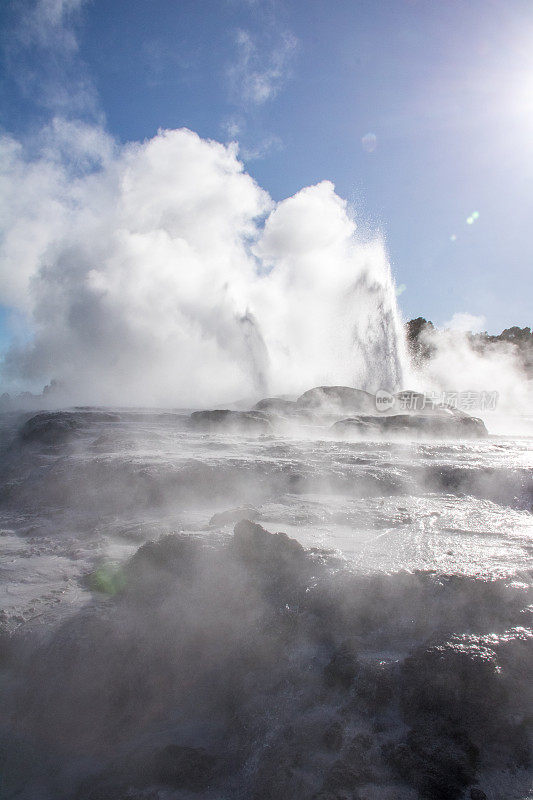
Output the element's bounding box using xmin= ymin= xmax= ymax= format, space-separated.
xmin=0 ymin=410 xmax=532 ymax=799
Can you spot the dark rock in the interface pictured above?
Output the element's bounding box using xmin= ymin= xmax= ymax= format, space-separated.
xmin=400 ymin=640 xmax=530 ymax=769
xmin=124 ymin=533 xmax=201 ymax=590
xmin=76 ymin=784 xmax=159 ymax=800
xmin=76 ymin=785 xmax=158 ymax=800
xmin=331 ymin=733 xmax=377 ymax=786
xmin=332 ymin=411 xmax=487 ymax=439
xmin=0 ymin=625 xmax=15 ymax=667
xmin=355 ymin=661 xmax=394 ymax=708
xmin=209 ymin=506 xmax=260 ymax=526
xmin=322 ymin=721 xmax=343 ymax=751
xmin=296 ymin=386 xmax=376 ymax=414
xmin=251 ymin=744 xmax=312 ymax=800
xmin=233 ymin=520 xmax=311 ymax=606
xmin=384 ymin=718 xmax=478 ymax=800
xmin=323 ymin=758 xmax=367 ymax=791
xmin=400 ymin=644 xmax=506 ymax=733
xmin=189 ymin=409 xmax=272 ymax=434
xmin=252 ymin=397 xmax=298 ymax=415
xmin=18 ymin=412 xmax=83 ymax=445
xmin=323 ymin=646 xmax=358 ymax=689
xmin=233 ymin=519 xmax=306 ymax=569
xmin=399 ymin=639 xmax=531 ymax=767
xmin=470 ymin=789 xmax=487 ymax=800
xmin=346 ymin=733 xmax=374 ymax=763
xmin=148 ymin=744 xmax=217 ymax=790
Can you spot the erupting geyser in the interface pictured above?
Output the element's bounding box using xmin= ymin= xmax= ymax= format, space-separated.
xmin=1 ymin=128 xmax=407 ymax=406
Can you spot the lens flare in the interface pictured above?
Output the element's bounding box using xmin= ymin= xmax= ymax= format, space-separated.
xmin=361 ymin=132 xmax=377 ymax=152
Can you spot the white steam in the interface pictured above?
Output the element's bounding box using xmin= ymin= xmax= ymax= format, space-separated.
xmin=411 ymin=324 xmax=533 ymax=432
xmin=444 ymin=312 xmax=486 ymax=334
xmin=0 ymin=122 xmax=406 ymax=406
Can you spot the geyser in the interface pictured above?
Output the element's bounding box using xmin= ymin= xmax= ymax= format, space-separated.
xmin=0 ymin=125 xmax=407 ymax=406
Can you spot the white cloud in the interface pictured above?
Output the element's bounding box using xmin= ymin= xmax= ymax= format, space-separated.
xmin=221 ymin=119 xmax=282 ymax=162
xmin=230 ymin=28 xmax=298 ymax=105
xmin=444 ymin=312 xmax=487 ymax=334
xmin=6 ymin=0 xmax=99 ymax=117
xmin=21 ymin=0 xmax=85 ymax=51
xmin=222 ymin=117 xmax=244 ymax=141
xmin=240 ymin=133 xmax=283 ymax=161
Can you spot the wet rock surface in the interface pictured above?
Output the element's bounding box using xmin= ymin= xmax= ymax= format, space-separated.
xmin=252 ymin=397 xmax=298 ymax=415
xmin=295 ymin=386 xmax=377 ymax=414
xmin=17 ymin=412 xmax=84 ymax=445
xmin=1 ymin=521 xmax=530 ymax=799
xmin=332 ymin=412 xmax=488 ymax=439
xmin=145 ymin=744 xmax=218 ymax=789
xmin=233 ymin=518 xmax=306 ymax=569
xmin=192 ymin=385 xmax=490 ymax=439
xmin=17 ymin=410 xmax=121 ymax=447
xmin=189 ymin=409 xmax=273 ymax=434
xmin=384 ymin=719 xmax=479 ymax=800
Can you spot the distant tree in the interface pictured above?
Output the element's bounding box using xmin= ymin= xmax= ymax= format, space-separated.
xmin=405 ymin=317 xmax=436 ymax=363
xmin=496 ymin=326 xmax=532 ymax=346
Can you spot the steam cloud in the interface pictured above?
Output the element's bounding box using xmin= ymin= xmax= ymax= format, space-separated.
xmin=411 ymin=324 xmax=533 ymax=430
xmin=0 ymin=121 xmax=406 ymax=406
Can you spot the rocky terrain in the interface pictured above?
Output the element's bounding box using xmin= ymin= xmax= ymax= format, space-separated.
xmin=0 ymin=401 xmax=531 ymax=800
xmin=2 ymin=520 xmax=531 ymax=800
xmin=190 ymin=385 xmax=488 ymax=439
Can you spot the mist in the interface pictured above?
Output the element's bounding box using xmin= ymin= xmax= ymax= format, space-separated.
xmin=407 ymin=321 xmax=533 ymax=434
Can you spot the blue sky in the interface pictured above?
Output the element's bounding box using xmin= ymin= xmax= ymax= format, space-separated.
xmin=1 ymin=0 xmax=532 ymax=357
